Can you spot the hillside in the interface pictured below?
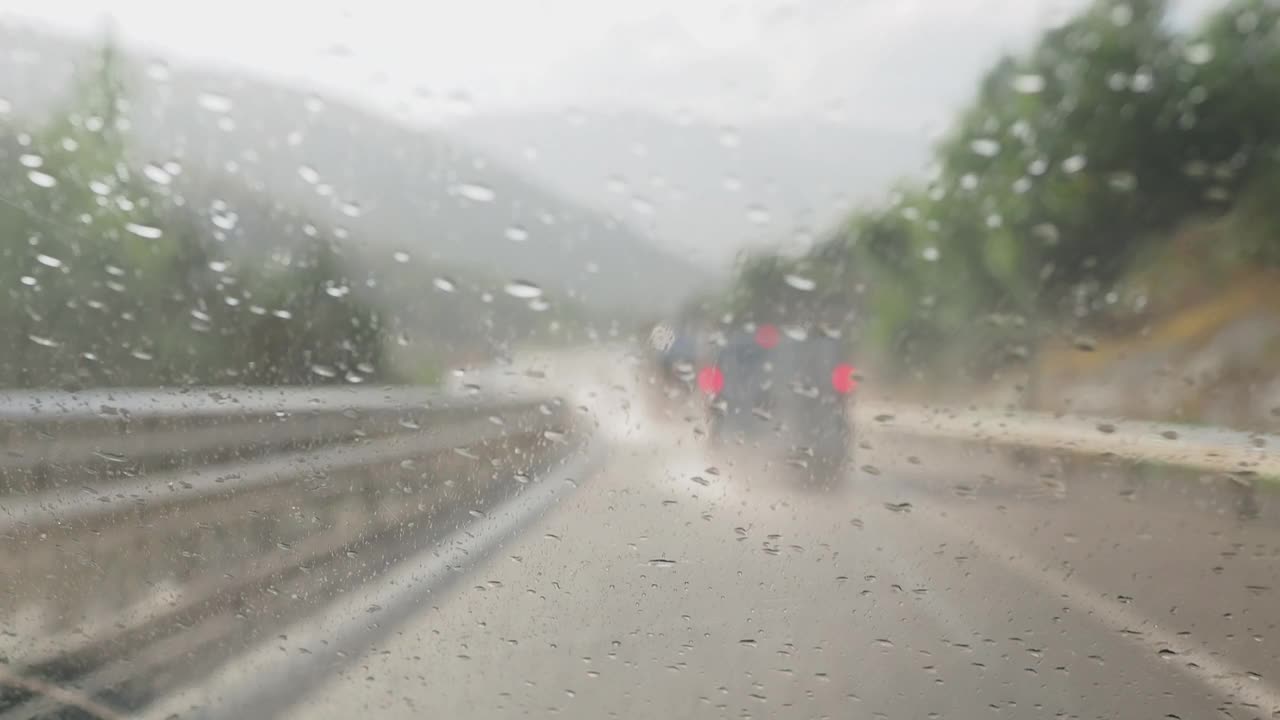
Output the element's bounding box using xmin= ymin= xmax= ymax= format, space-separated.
xmin=0 ymin=22 xmax=708 ymax=319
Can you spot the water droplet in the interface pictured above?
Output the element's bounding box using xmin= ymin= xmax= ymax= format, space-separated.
xmin=28 ymin=334 xmax=59 ymax=347
xmin=19 ymin=153 xmax=42 ymax=168
xmin=1096 ymin=423 xmax=1117 ymax=434
xmin=297 ymin=165 xmax=320 ymax=184
xmin=1072 ymin=335 xmax=1097 ymax=351
xmin=1011 ymin=74 xmax=1045 ymax=94
xmin=35 ymin=253 xmax=63 ymax=268
xmin=505 ymin=225 xmax=529 ymax=242
xmin=124 ymin=222 xmax=163 ymax=239
xmin=504 ymin=280 xmax=543 ymax=299
xmin=197 ymin=92 xmax=234 ymax=113
xmin=970 ymin=138 xmax=1001 ymax=157
xmin=433 ymin=277 xmax=456 ymax=293
xmin=921 ymin=246 xmax=940 ymax=262
xmin=0 ymin=97 xmax=11 ymax=114
xmin=27 ymin=170 xmax=56 ymax=188
xmin=1062 ymin=155 xmax=1087 ymax=174
xmin=146 ymin=59 xmax=171 ymax=81
xmin=528 ymin=297 xmax=550 ymax=312
xmin=783 ymin=274 xmax=816 ymax=291
xmin=19 ymin=276 xmax=36 ymax=286
xmin=457 ymin=183 xmax=496 ymax=202
xmin=272 ymin=309 xmax=293 ymax=320
xmin=393 ymin=251 xmax=410 ymax=263
xmin=1185 ymin=42 xmax=1214 ymax=65
xmin=719 ymin=127 xmax=740 ymax=148
xmin=208 ymin=260 xmax=229 ymax=273
xmin=311 ymin=364 xmax=337 ymax=378
xmin=143 ymin=163 xmax=172 ymax=185
xmin=746 ymin=205 xmax=770 ymax=225
xmin=211 ymin=208 xmax=239 ymax=230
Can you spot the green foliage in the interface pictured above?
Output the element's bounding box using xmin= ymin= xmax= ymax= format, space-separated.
xmin=726 ymin=0 xmax=1280 ymax=381
xmin=0 ymin=43 xmax=387 ymax=388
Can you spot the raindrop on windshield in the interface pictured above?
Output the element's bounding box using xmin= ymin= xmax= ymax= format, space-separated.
xmin=970 ymin=138 xmax=1001 ymax=157
xmin=26 ymin=170 xmax=56 ymax=188
xmin=783 ymin=274 xmax=816 ymax=291
xmin=143 ymin=163 xmax=173 ymax=185
xmin=197 ymin=91 xmax=234 ymax=113
xmin=1011 ymin=74 xmax=1045 ymax=93
xmin=1184 ymin=42 xmax=1214 ymax=65
xmin=504 ymin=280 xmax=543 ymax=299
xmin=124 ymin=222 xmax=163 ymax=239
xmin=457 ymin=183 xmax=496 ymax=202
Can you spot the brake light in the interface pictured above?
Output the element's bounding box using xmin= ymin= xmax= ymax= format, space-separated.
xmin=754 ymin=323 xmax=780 ymax=349
xmin=831 ymin=363 xmax=858 ymax=394
xmin=697 ymin=365 xmax=724 ymax=395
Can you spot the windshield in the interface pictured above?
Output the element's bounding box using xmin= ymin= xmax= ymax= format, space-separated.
xmin=0 ymin=1 xmax=1277 ymax=718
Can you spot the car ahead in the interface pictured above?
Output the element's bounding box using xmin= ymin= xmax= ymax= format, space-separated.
xmin=648 ymin=321 xmax=710 ymax=397
xmin=700 ymin=324 xmax=856 ymax=487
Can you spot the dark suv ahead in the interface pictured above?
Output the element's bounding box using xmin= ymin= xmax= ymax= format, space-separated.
xmin=703 ymin=325 xmax=856 ymax=487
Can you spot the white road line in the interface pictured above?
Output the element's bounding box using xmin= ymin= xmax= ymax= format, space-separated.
xmin=702 ymin=456 xmax=1280 ymax=716
xmin=914 ymin=505 xmax=1280 ymax=717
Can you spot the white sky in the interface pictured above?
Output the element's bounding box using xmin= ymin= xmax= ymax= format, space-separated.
xmin=0 ymin=0 xmax=1222 ymax=130
xmin=0 ymin=0 xmax=1079 ymax=127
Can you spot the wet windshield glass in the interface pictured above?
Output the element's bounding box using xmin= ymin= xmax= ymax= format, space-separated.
xmin=0 ymin=1 xmax=1277 ymax=718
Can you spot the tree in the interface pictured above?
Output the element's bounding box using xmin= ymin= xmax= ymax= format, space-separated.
xmin=0 ymin=42 xmax=390 ymax=388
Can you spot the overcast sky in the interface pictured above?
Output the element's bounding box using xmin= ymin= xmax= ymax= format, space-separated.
xmin=0 ymin=0 xmax=1225 ymax=133
xmin=0 ymin=0 xmax=1225 ymax=271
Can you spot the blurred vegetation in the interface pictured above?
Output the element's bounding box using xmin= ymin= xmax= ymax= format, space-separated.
xmin=726 ymin=0 xmax=1280 ymax=384
xmin=0 ymin=44 xmax=387 ymax=388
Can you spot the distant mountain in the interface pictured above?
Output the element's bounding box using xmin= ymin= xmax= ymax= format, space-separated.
xmin=0 ymin=22 xmax=708 ymax=321
xmin=451 ymin=110 xmax=931 ymax=270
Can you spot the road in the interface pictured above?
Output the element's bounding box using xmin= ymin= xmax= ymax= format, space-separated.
xmin=161 ymin=348 xmax=1279 ymax=719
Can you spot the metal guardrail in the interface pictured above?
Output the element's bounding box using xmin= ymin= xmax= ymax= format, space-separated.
xmin=0 ymin=386 xmax=585 ymax=720
xmin=856 ymin=400 xmax=1280 ymax=477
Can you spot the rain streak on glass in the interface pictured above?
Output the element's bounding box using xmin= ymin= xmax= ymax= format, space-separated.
xmin=456 ymin=182 xmax=496 ymax=202
xmin=124 ymin=222 xmax=164 ymax=239
xmin=503 ymin=280 xmax=543 ymax=299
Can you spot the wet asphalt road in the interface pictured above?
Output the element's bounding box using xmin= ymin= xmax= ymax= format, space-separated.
xmin=266 ymin=372 xmax=1280 ymax=720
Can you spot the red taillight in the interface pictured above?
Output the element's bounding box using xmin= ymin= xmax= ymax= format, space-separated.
xmin=697 ymin=365 xmax=724 ymax=395
xmin=831 ymin=363 xmax=858 ymax=394
xmin=754 ymin=323 xmax=780 ymax=349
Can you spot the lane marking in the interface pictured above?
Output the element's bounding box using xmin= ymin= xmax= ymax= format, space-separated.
xmin=914 ymin=505 xmax=1280 ymax=717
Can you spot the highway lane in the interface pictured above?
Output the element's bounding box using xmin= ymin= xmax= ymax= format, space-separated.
xmin=250 ymin=359 xmax=1280 ymax=720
